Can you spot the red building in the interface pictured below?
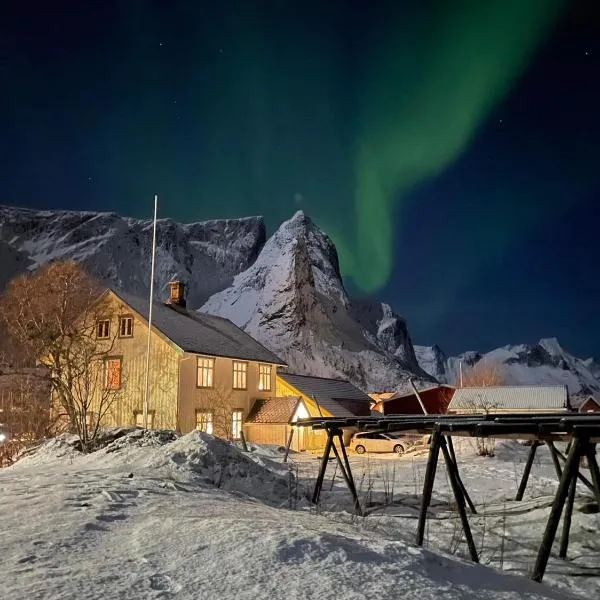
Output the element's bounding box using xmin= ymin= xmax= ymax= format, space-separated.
xmin=370 ymin=385 xmax=455 ymax=415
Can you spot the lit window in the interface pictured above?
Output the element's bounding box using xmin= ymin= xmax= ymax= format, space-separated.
xmin=232 ymin=410 xmax=243 ymax=440
xmin=119 ymin=316 xmax=133 ymax=337
xmin=85 ymin=412 xmax=96 ymax=428
xmin=134 ymin=410 xmax=154 ymax=428
xmin=258 ymin=364 xmax=272 ymax=391
xmin=97 ymin=319 xmax=110 ymax=339
xmin=105 ymin=358 xmax=122 ymax=389
xmin=197 ymin=357 xmax=215 ymax=388
xmin=195 ymin=410 xmax=213 ymax=434
xmin=232 ymin=361 xmax=248 ymax=390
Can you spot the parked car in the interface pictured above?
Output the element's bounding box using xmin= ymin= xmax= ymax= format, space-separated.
xmin=349 ymin=431 xmax=412 ymax=455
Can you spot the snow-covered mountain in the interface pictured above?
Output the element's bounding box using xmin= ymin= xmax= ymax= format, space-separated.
xmin=3 ymin=203 xmax=597 ymax=394
xmin=202 ymin=211 xmax=433 ymax=391
xmin=0 ymin=204 xmax=264 ymax=307
xmin=0 ymin=205 xmax=430 ymax=392
xmin=415 ymin=338 xmax=600 ymax=395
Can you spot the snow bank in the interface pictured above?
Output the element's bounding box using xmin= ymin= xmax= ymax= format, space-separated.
xmin=143 ymin=431 xmax=296 ymax=505
xmin=12 ymin=429 xmax=298 ymax=507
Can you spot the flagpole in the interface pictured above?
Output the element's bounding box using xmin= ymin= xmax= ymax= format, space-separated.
xmin=143 ymin=194 xmax=158 ymax=429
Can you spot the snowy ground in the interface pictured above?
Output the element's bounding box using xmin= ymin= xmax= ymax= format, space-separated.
xmin=1 ymin=430 xmax=593 ymax=600
xmin=288 ymin=438 xmax=600 ymax=599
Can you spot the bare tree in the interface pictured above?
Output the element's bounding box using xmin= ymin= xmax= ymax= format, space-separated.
xmin=456 ymin=361 xmax=506 ymax=388
xmin=455 ymin=361 xmax=505 ymax=456
xmin=0 ymin=373 xmax=52 ymax=466
xmin=0 ymin=261 xmax=125 ymax=451
xmin=199 ymin=384 xmax=238 ymax=440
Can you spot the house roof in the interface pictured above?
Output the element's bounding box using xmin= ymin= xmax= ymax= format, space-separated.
xmin=245 ymin=397 xmax=300 ymax=424
xmin=570 ymin=395 xmax=600 ymax=411
xmin=448 ymin=385 xmax=569 ymax=412
xmin=110 ymin=289 xmax=285 ymax=365
xmin=277 ymin=372 xmax=372 ymax=417
xmin=379 ymin=385 xmax=455 ymax=415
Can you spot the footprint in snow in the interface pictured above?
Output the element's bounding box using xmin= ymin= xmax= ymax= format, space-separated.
xmin=149 ymin=573 xmax=182 ymax=594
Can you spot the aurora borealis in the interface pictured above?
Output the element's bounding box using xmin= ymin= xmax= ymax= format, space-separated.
xmin=1 ymin=0 xmax=599 ymax=357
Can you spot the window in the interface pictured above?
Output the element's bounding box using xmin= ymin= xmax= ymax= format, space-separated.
xmin=232 ymin=361 xmax=248 ymax=390
xmin=134 ymin=410 xmax=154 ymax=428
xmin=258 ymin=364 xmax=272 ymax=391
xmin=97 ymin=319 xmax=110 ymax=339
xmin=197 ymin=357 xmax=215 ymax=388
xmin=104 ymin=357 xmax=122 ymax=389
xmin=232 ymin=410 xmax=243 ymax=440
xmin=85 ymin=412 xmax=96 ymax=428
xmin=118 ymin=316 xmax=133 ymax=337
xmin=195 ymin=410 xmax=213 ymax=434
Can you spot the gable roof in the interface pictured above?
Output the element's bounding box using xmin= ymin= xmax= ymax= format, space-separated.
xmin=246 ymin=397 xmax=300 ymax=424
xmin=378 ymin=385 xmax=455 ymax=415
xmin=570 ymin=395 xmax=600 ymax=411
xmin=277 ymin=372 xmax=371 ymax=417
xmin=110 ymin=289 xmax=285 ymax=365
xmin=448 ymin=385 xmax=569 ymax=412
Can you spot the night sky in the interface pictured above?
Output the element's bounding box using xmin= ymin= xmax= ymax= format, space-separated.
xmin=1 ymin=1 xmax=599 ymax=359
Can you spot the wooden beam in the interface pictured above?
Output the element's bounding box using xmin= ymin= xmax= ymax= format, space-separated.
xmin=531 ymin=435 xmax=583 ymax=582
xmin=555 ymin=446 xmax=595 ymax=492
xmin=559 ymin=471 xmax=577 ymax=559
xmin=446 ymin=436 xmax=476 ymax=514
xmin=311 ymin=430 xmax=334 ymax=505
xmin=330 ymin=430 xmax=362 ymax=516
xmin=416 ymin=430 xmax=442 ymax=547
xmin=283 ymin=427 xmax=294 ymax=463
xmin=516 ymin=442 xmax=538 ymax=501
xmin=547 ymin=441 xmax=562 ymax=480
xmin=440 ymin=437 xmax=479 ymax=562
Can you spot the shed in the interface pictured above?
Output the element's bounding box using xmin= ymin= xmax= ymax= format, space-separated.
xmin=570 ymin=394 xmax=600 ymax=413
xmin=371 ymin=385 xmax=454 ymax=415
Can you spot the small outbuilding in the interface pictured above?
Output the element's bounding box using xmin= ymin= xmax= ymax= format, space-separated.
xmin=370 ymin=385 xmax=455 ymax=415
xmin=570 ymin=394 xmax=600 ymax=413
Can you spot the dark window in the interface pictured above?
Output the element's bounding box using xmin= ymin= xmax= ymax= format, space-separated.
xmin=97 ymin=320 xmax=110 ymax=339
xmin=119 ymin=316 xmax=133 ymax=337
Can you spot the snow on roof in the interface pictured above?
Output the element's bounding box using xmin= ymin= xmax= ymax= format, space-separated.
xmin=278 ymin=372 xmax=371 ymax=417
xmin=448 ymin=385 xmax=569 ymax=412
xmin=111 ymin=289 xmax=285 ymax=365
xmin=570 ymin=395 xmax=600 ymax=411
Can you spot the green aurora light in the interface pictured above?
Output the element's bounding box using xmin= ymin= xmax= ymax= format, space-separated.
xmin=325 ymin=0 xmax=564 ymax=292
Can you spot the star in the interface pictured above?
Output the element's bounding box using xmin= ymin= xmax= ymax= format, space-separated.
xmin=585 ymin=50 xmax=590 ymax=56
xmin=159 ymin=41 xmax=165 ymax=47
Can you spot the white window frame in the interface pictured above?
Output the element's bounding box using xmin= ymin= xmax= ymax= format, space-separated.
xmin=195 ymin=410 xmax=214 ymax=434
xmin=232 ymin=361 xmax=248 ymax=390
xmin=196 ymin=357 xmax=215 ymax=388
xmin=118 ymin=315 xmax=134 ymax=338
xmin=258 ymin=364 xmax=272 ymax=392
xmin=232 ymin=410 xmax=243 ymax=440
xmin=134 ymin=410 xmax=154 ymax=428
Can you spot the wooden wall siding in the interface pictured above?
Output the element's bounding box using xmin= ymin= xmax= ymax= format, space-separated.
xmin=177 ymin=353 xmax=277 ymax=434
xmin=244 ymin=424 xmax=328 ymax=452
xmin=245 ymin=424 xmax=289 ymax=447
xmin=91 ymin=295 xmax=181 ymax=430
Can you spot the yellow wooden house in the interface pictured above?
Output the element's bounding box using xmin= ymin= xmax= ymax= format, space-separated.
xmin=88 ymin=282 xmax=285 ymax=438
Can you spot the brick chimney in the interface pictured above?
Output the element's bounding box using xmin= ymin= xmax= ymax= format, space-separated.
xmin=168 ymin=280 xmax=186 ymax=307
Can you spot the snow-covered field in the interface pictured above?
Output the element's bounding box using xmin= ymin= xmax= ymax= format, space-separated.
xmin=2 ymin=430 xmax=596 ymax=600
